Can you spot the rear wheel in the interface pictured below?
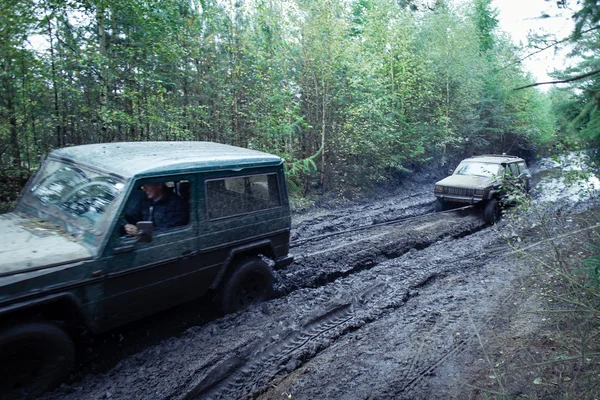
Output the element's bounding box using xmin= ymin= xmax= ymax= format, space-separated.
xmin=0 ymin=322 xmax=75 ymax=400
xmin=219 ymin=257 xmax=274 ymax=314
xmin=483 ymin=198 xmax=500 ymax=225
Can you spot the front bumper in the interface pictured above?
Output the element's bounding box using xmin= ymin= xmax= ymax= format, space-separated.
xmin=435 ymin=194 xmax=484 ymax=205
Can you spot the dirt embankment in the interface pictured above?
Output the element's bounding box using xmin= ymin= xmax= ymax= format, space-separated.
xmin=41 ymin=159 xmax=600 ymax=400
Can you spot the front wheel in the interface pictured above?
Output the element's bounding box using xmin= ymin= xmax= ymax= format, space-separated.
xmin=218 ymin=257 xmax=274 ymax=314
xmin=435 ymin=198 xmax=447 ymax=212
xmin=0 ymin=322 xmax=75 ymax=400
xmin=483 ymin=198 xmax=500 ymax=225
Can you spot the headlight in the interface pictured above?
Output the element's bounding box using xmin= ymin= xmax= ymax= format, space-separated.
xmin=474 ymin=189 xmax=484 ymax=196
xmin=434 ymin=185 xmax=444 ymax=192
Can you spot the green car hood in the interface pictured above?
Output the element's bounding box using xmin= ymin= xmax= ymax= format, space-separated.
xmin=0 ymin=213 xmax=93 ymax=277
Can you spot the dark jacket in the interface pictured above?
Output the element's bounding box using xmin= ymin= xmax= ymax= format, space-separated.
xmin=125 ymin=191 xmax=188 ymax=231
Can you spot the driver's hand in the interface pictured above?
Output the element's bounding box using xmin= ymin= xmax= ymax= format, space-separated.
xmin=124 ymin=224 xmax=138 ymax=235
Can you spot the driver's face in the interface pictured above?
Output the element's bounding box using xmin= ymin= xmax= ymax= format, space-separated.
xmin=143 ymin=183 xmax=164 ymax=200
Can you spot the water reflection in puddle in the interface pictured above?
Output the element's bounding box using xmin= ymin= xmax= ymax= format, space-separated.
xmin=532 ymin=153 xmax=600 ymax=207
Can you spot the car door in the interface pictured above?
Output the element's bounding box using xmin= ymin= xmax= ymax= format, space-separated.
xmin=196 ymin=169 xmax=289 ymax=287
xmin=99 ymin=175 xmax=198 ymax=330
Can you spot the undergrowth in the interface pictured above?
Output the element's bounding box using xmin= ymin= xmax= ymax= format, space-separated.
xmin=466 ymin=204 xmax=600 ymax=399
xmin=465 ymin=152 xmax=600 ymax=399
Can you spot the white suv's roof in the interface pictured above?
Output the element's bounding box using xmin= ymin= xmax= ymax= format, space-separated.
xmin=463 ymin=154 xmax=524 ymax=164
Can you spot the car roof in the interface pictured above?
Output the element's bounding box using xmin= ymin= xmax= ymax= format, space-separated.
xmin=50 ymin=141 xmax=283 ymax=178
xmin=461 ymin=154 xmax=524 ymax=164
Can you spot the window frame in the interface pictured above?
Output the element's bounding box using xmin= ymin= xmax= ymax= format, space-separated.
xmin=120 ymin=177 xmax=193 ymax=237
xmin=508 ymin=163 xmax=520 ymax=176
xmin=204 ymin=172 xmax=282 ymax=221
xmin=516 ymin=162 xmax=528 ymax=176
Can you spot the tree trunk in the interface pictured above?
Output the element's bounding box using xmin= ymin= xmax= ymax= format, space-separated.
xmin=97 ymin=4 xmax=108 ymax=141
xmin=7 ymin=96 xmax=20 ymax=168
xmin=320 ymin=77 xmax=326 ymax=187
xmin=46 ymin=15 xmax=62 ymax=147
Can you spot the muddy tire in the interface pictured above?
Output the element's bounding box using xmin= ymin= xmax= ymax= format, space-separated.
xmin=219 ymin=258 xmax=274 ymax=314
xmin=483 ymin=198 xmax=500 ymax=225
xmin=0 ymin=322 xmax=75 ymax=400
xmin=435 ymin=198 xmax=447 ymax=212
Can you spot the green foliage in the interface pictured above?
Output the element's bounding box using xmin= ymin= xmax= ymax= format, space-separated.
xmin=581 ymin=241 xmax=600 ymax=286
xmin=285 ymin=147 xmax=322 ymax=197
xmin=473 ymin=0 xmax=499 ymax=53
xmin=548 ymin=26 xmax=600 ymax=158
xmin=0 ymin=0 xmax=557 ymax=199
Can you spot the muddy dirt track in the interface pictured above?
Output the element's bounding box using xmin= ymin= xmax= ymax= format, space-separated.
xmin=40 ymin=158 xmax=596 ymax=400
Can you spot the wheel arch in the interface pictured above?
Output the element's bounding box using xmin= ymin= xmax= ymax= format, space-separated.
xmin=209 ymin=240 xmax=275 ymax=290
xmin=0 ymin=293 xmax=89 ymax=334
xmin=486 ymin=189 xmax=500 ymax=200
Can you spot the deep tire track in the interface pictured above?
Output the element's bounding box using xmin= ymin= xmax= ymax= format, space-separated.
xmin=398 ymin=285 xmax=519 ymax=396
xmin=256 ymin=230 xmax=512 ymax=400
xmin=182 ymin=282 xmax=410 ymax=400
xmin=181 ymin=232 xmax=500 ymax=400
xmin=42 ymin=196 xmax=491 ymax=400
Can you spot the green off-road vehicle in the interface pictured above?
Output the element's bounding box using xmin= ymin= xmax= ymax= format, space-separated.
xmin=0 ymin=142 xmax=293 ymax=398
xmin=434 ymin=154 xmax=531 ymax=224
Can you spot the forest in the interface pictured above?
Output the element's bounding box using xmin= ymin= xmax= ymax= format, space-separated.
xmin=1 ymin=0 xmax=599 ymax=203
xmin=4 ymin=2 xmax=600 ymax=398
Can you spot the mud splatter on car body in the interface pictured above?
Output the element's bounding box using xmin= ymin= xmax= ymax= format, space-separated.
xmin=0 ymin=142 xmax=293 ymax=398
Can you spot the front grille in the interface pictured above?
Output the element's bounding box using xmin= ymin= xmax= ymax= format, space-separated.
xmin=443 ymin=187 xmax=475 ymax=196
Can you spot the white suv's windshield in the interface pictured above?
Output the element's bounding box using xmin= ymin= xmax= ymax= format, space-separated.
xmin=19 ymin=159 xmax=126 ymax=248
xmin=454 ymin=162 xmax=502 ymax=177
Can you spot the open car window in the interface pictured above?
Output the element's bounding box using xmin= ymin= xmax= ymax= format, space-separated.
xmin=121 ymin=180 xmax=190 ymax=235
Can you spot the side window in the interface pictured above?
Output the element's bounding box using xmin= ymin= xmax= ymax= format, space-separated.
xmin=517 ymin=162 xmax=529 ymax=176
xmin=206 ymin=173 xmax=281 ymax=220
xmin=508 ymin=163 xmax=519 ymax=176
xmin=121 ymin=179 xmax=190 ymax=235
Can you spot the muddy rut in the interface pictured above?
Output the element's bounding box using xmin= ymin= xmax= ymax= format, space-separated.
xmin=42 ymin=159 xmax=591 ymax=400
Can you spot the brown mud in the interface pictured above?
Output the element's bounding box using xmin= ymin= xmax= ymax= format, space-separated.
xmin=40 ymin=157 xmax=598 ymax=400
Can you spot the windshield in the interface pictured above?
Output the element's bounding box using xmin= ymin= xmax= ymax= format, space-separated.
xmin=454 ymin=162 xmax=502 ymax=177
xmin=19 ymin=159 xmax=126 ymax=249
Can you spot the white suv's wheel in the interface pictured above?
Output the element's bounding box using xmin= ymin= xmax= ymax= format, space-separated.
xmin=483 ymin=198 xmax=500 ymax=225
xmin=435 ymin=198 xmax=447 ymax=212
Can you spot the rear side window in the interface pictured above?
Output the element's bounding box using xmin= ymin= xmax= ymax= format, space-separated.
xmin=206 ymin=174 xmax=281 ymax=219
xmin=517 ymin=162 xmax=529 ymax=176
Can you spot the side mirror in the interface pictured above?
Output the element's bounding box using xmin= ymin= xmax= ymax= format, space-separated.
xmin=136 ymin=221 xmax=153 ymax=243
xmin=448 ymin=168 xmax=454 ymax=175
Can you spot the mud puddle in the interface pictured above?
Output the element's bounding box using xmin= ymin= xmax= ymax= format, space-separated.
xmin=52 ymin=183 xmax=448 ymax=383
xmin=46 ymin=213 xmax=494 ymax=400
xmin=291 ymin=185 xmax=435 ymax=242
xmin=41 ymin=156 xmax=600 ymax=400
xmin=530 ymin=152 xmax=599 ymax=212
xmin=44 ymin=183 xmax=485 ymax=399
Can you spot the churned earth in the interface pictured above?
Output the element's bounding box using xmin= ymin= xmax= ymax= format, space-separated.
xmin=40 ymin=156 xmax=599 ymax=400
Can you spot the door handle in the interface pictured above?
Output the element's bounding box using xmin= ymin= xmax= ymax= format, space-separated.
xmin=180 ymin=250 xmax=197 ymax=260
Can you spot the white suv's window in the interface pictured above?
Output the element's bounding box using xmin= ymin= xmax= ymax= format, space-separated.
xmin=517 ymin=162 xmax=529 ymax=176
xmin=508 ymin=163 xmax=519 ymax=176
xmin=455 ymin=162 xmax=502 ymax=177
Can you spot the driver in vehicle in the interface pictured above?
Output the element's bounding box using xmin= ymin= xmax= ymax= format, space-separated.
xmin=123 ymin=182 xmax=188 ymax=235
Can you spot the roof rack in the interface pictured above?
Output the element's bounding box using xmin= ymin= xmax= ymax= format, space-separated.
xmin=472 ymin=154 xmax=520 ymax=159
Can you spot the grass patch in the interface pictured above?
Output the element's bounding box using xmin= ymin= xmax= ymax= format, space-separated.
xmin=465 ymin=207 xmax=600 ymax=399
